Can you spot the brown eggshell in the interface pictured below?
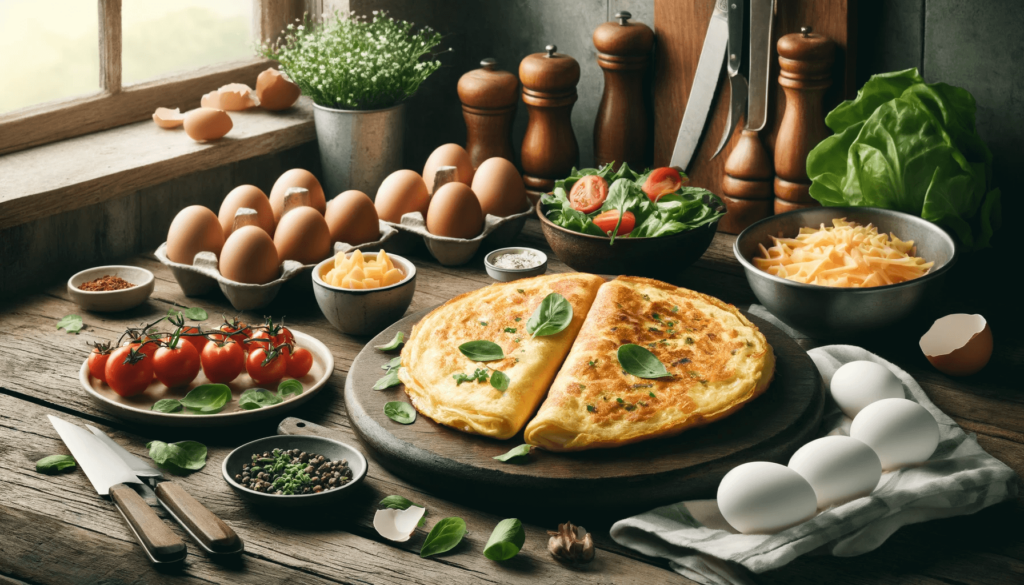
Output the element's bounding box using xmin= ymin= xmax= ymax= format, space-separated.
xmin=326 ymin=190 xmax=380 ymax=245
xmin=273 ymin=207 xmax=333 ymax=265
xmin=920 ymin=314 xmax=993 ymax=376
xmin=375 ymin=170 xmax=430 ymax=223
xmin=269 ymin=169 xmax=326 ymax=224
xmin=153 ymin=107 xmax=185 ymax=129
xmin=256 ymin=69 xmax=301 ymax=111
xmin=470 ymin=157 xmax=527 ymax=217
xmin=219 ymin=225 xmax=280 ymax=284
xmin=201 ymin=83 xmax=259 ymax=111
xmin=426 ymin=182 xmax=484 ymax=239
xmin=167 ymin=205 xmax=225 ymax=264
xmin=183 ymin=108 xmax=233 ymax=142
xmin=218 ymin=185 xmax=275 ymax=239
xmin=423 ymin=143 xmax=474 ymax=194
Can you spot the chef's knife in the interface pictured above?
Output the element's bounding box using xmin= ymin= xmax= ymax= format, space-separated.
xmin=86 ymin=424 xmax=243 ymax=555
xmin=712 ymin=0 xmax=748 ymax=159
xmin=48 ymin=415 xmax=187 ymax=564
xmin=669 ymin=0 xmax=730 ymax=171
xmin=745 ymin=0 xmax=775 ymax=131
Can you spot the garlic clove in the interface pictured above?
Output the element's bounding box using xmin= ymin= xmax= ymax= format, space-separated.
xmin=547 ymin=521 xmax=595 ymax=564
xmin=373 ymin=506 xmax=425 ymax=542
xmin=919 ymin=314 xmax=993 ymax=376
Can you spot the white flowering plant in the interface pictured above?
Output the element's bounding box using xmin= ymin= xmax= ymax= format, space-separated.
xmin=260 ymin=11 xmax=445 ymax=110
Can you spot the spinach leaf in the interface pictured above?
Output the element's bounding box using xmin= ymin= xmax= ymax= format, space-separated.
xmin=151 ymin=399 xmax=183 ymax=413
xmin=617 ymin=344 xmax=673 ymax=379
xmin=238 ymin=388 xmax=283 ymax=410
xmin=420 ymin=517 xmax=467 ymax=558
xmin=483 ymin=518 xmax=526 ymax=561
xmin=180 ymin=384 xmax=232 ymax=413
xmin=381 ymin=356 xmax=402 ymax=371
xmin=489 ymin=370 xmax=510 ymax=392
xmin=384 ymin=401 xmax=416 ymax=424
xmin=379 ymin=495 xmax=421 ymax=510
xmin=493 ymin=444 xmax=531 ymax=462
xmin=526 ymin=293 xmax=573 ymax=337
xmin=168 ymin=307 xmax=208 ymax=321
xmin=375 ymin=331 xmax=405 ymax=351
xmin=373 ymin=369 xmax=402 ymax=390
xmin=36 ymin=454 xmax=76 ymax=474
xmin=56 ymin=314 xmax=83 ymax=334
xmin=458 ymin=340 xmax=504 ymax=361
xmin=146 ymin=440 xmax=207 ymax=474
xmin=277 ymin=379 xmax=303 ymax=397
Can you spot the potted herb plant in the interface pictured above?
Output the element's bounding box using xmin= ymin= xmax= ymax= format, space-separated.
xmin=261 ymin=11 xmax=445 ymax=197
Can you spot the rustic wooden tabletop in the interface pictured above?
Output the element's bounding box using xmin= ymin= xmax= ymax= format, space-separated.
xmin=1 ymin=220 xmax=1020 ymax=584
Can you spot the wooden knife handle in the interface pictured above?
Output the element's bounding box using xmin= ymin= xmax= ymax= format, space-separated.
xmin=109 ymin=484 xmax=186 ymax=563
xmin=279 ymin=417 xmax=340 ymax=440
xmin=155 ymin=482 xmax=242 ymax=554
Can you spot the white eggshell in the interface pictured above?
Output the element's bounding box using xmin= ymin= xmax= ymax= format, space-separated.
xmin=829 ymin=360 xmax=904 ymax=418
xmin=850 ymin=398 xmax=939 ymax=471
xmin=372 ymin=506 xmax=425 ymax=542
xmin=788 ymin=436 xmax=882 ymax=509
xmin=717 ymin=462 xmax=817 ymax=534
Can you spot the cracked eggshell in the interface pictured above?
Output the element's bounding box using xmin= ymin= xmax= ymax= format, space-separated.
xmin=201 ymin=83 xmax=260 ymax=111
xmin=256 ymin=68 xmax=301 ymax=111
xmin=152 ymin=107 xmax=185 ymax=129
xmin=184 ymin=108 xmax=233 ymax=142
xmin=920 ymin=314 xmax=993 ymax=376
xmin=373 ymin=506 xmax=425 ymax=542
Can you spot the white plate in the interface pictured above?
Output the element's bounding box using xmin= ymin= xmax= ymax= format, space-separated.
xmin=80 ymin=330 xmax=334 ymax=427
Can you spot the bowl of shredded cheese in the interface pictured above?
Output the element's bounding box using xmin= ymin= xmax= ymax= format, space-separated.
xmin=734 ymin=207 xmax=958 ymax=339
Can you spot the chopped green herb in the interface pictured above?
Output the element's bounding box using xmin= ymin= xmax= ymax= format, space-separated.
xmin=480 ymin=321 xmax=488 ymax=326
xmin=642 ymin=294 xmax=650 ymax=300
xmin=624 ymin=403 xmax=636 ymax=411
xmin=616 ymin=397 xmax=625 ymax=404
xmin=649 ymin=391 xmax=656 ymax=398
xmin=504 ymin=327 xmax=517 ymax=333
xmin=586 ymin=404 xmax=596 ymax=412
xmin=514 ymin=338 xmax=521 ymax=343
xmin=454 ymin=368 xmax=490 ymax=385
xmin=648 ymin=327 xmax=661 ymax=333
xmin=689 ymin=371 xmax=699 ymax=378
xmin=578 ymin=384 xmax=586 ymax=390
xmin=490 ymin=370 xmax=510 ymax=391
xmin=685 ymin=337 xmax=694 ymax=345
xmin=652 ymin=313 xmax=661 ymax=320
xmin=588 ymin=359 xmax=598 ymax=367
xmin=672 ymin=306 xmax=679 ymax=312
xmin=638 ymin=401 xmax=648 ymax=407
xmin=514 ymin=317 xmax=521 ymax=322
xmin=517 ymin=289 xmax=525 ymax=294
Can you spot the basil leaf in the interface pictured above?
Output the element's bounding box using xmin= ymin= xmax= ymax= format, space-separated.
xmin=151 ymin=399 xmax=183 ymax=413
xmin=490 ymin=370 xmax=510 ymax=392
xmin=36 ymin=454 xmax=76 ymax=474
xmin=238 ymin=388 xmax=283 ymax=410
xmin=375 ymin=331 xmax=405 ymax=351
xmin=374 ymin=369 xmax=402 ymax=390
xmin=526 ymin=293 xmax=572 ymax=337
xmin=493 ymin=444 xmax=531 ymax=462
xmin=617 ymin=344 xmax=673 ymax=379
xmin=483 ymin=518 xmax=526 ymax=561
xmin=180 ymin=383 xmax=232 ymax=413
xmin=381 ymin=356 xmax=402 ymax=371
xmin=379 ymin=495 xmax=420 ymax=510
xmin=458 ymin=340 xmax=504 ymax=361
xmin=277 ymin=379 xmax=303 ymax=398
xmin=167 ymin=309 xmax=183 ymax=320
xmin=146 ymin=440 xmax=207 ymax=474
xmin=56 ymin=314 xmax=83 ymax=334
xmin=384 ymin=401 xmax=416 ymax=424
xmin=420 ymin=517 xmax=467 ymax=558
xmin=183 ymin=307 xmax=208 ymax=321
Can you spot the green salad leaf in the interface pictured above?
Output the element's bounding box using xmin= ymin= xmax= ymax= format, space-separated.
xmin=151 ymin=399 xmax=183 ymax=413
xmin=146 ymin=440 xmax=207 ymax=474
xmin=489 ymin=370 xmax=510 ymax=391
xmin=379 ymin=495 xmax=421 ymax=510
xmin=483 ymin=518 xmax=526 ymax=561
xmin=384 ymin=401 xmax=416 ymax=424
xmin=420 ymin=517 xmax=467 ymax=558
xmin=277 ymin=379 xmax=303 ymax=397
xmin=180 ymin=384 xmax=231 ymax=413
xmin=238 ymin=388 xmax=283 ymax=410
xmin=458 ymin=340 xmax=504 ymax=361
xmin=375 ymin=331 xmax=405 ymax=351
xmin=526 ymin=293 xmax=572 ymax=337
xmin=493 ymin=444 xmax=531 ymax=462
xmin=56 ymin=314 xmax=83 ymax=334
xmin=36 ymin=454 xmax=76 ymax=474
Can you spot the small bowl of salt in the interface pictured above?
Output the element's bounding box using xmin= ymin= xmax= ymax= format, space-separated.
xmin=484 ymin=247 xmax=548 ymax=282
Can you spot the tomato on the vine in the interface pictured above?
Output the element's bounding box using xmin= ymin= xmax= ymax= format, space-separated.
xmin=273 ymin=326 xmax=294 ymax=347
xmin=248 ymin=330 xmax=274 ymax=353
xmin=179 ymin=326 xmax=209 ymax=354
xmin=201 ymin=338 xmax=245 ymax=384
xmin=87 ymin=342 xmax=113 ymax=383
xmin=105 ymin=346 xmax=154 ymax=397
xmin=246 ymin=347 xmax=288 ymax=386
xmin=220 ymin=318 xmax=252 ymax=351
xmin=153 ymin=338 xmax=201 ymax=388
xmin=287 ymin=347 xmax=313 ymax=379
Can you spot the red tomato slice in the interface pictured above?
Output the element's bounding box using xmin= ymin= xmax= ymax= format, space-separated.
xmin=568 ymin=175 xmax=609 ymax=213
xmin=642 ymin=167 xmax=683 ymax=202
xmin=593 ymin=210 xmax=636 ymax=236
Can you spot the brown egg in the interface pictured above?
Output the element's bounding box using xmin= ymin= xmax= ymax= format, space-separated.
xmin=326 ymin=190 xmax=380 ymax=245
xmin=423 ymin=143 xmax=474 ymax=194
xmin=219 ymin=226 xmax=280 ymax=284
xmin=201 ymin=83 xmax=259 ymax=111
xmin=218 ymin=185 xmax=276 ymax=239
xmin=167 ymin=205 xmax=224 ymax=265
xmin=274 ymin=207 xmax=333 ymax=265
xmin=375 ymin=169 xmax=430 ymax=223
xmin=919 ymin=314 xmax=993 ymax=376
xmin=152 ymin=107 xmax=184 ymax=129
xmin=470 ymin=157 xmax=527 ymax=217
xmin=426 ymin=183 xmax=484 ymax=239
xmin=270 ymin=169 xmax=326 ymax=223
xmin=183 ymin=108 xmax=232 ymax=141
xmin=256 ymin=69 xmax=301 ymax=111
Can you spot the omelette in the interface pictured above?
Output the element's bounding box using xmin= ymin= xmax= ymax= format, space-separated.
xmin=399 ymin=273 xmax=605 ymax=440
xmin=523 ymin=276 xmax=774 ymax=451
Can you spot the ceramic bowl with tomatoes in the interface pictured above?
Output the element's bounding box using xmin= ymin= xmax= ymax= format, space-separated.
xmin=312 ymin=252 xmax=417 ymax=336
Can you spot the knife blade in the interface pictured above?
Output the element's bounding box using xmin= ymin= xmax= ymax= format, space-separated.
xmin=745 ymin=0 xmax=775 ymax=131
xmin=712 ymin=0 xmax=748 ymax=159
xmin=669 ymin=0 xmax=730 ymax=171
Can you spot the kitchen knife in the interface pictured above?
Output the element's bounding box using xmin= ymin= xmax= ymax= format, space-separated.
xmin=668 ymin=0 xmax=730 ymax=171
xmin=745 ymin=0 xmax=775 ymax=131
xmin=47 ymin=415 xmax=187 ymax=564
xmin=87 ymin=424 xmax=243 ymax=555
xmin=712 ymin=0 xmax=748 ymax=159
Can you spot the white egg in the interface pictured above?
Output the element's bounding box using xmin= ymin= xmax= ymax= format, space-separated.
xmin=717 ymin=462 xmax=817 ymax=534
xmin=788 ymin=436 xmax=882 ymax=509
xmin=830 ymin=360 xmax=904 ymax=418
xmin=850 ymin=398 xmax=939 ymax=471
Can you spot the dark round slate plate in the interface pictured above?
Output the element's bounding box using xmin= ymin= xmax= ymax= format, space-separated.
xmin=342 ymin=306 xmax=823 ymax=513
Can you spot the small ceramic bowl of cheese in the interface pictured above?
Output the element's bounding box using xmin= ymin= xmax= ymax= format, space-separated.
xmin=312 ymin=249 xmax=417 ymax=336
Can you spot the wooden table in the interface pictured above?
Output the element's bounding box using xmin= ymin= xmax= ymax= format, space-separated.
xmin=2 ymin=221 xmax=1021 ymax=584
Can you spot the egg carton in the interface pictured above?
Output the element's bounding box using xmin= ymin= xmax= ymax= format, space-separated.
xmin=382 ymin=203 xmax=535 ymax=266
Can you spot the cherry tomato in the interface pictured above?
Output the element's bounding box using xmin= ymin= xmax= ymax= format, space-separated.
xmin=273 ymin=326 xmax=294 ymax=347
xmin=87 ymin=342 xmax=113 ymax=383
xmin=593 ymin=210 xmax=636 ymax=236
xmin=287 ymin=347 xmax=313 ymax=379
xmin=124 ymin=333 xmax=161 ymax=360
xmin=153 ymin=341 xmax=201 ymax=388
xmin=105 ymin=346 xmax=154 ymax=397
xmin=201 ymin=338 xmax=245 ymax=384
xmin=249 ymin=330 xmax=274 ymax=353
xmin=641 ymin=167 xmax=683 ymax=202
xmin=568 ymin=175 xmax=609 ymax=213
xmin=246 ymin=347 xmax=288 ymax=386
xmin=220 ymin=319 xmax=252 ymax=351
xmin=179 ymin=326 xmax=209 ymax=355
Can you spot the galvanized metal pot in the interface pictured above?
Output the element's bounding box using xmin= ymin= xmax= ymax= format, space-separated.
xmin=312 ymin=102 xmax=405 ymax=199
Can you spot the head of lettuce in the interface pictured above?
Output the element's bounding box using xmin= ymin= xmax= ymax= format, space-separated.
xmin=807 ymin=68 xmax=1000 ymax=250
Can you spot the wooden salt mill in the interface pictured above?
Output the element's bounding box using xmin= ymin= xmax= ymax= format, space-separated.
xmin=720 ymin=131 xmax=774 ymax=234
xmin=593 ymin=11 xmax=654 ymax=170
xmin=457 ymin=58 xmax=519 ymax=169
xmin=774 ymin=26 xmax=835 ymax=214
xmin=519 ymin=45 xmax=580 ymax=203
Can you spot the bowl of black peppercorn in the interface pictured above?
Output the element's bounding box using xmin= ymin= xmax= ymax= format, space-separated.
xmin=222 ymin=435 xmax=368 ymax=507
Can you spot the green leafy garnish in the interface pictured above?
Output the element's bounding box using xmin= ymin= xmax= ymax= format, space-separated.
xmin=375 ymin=331 xmax=405 ymax=351
xmin=36 ymin=454 xmax=76 ymax=474
xmin=56 ymin=314 xmax=83 ymax=334
xmin=526 ymin=292 xmax=573 ymax=337
xmin=649 ymin=391 xmax=656 ymax=398
xmin=454 ymin=368 xmax=489 ymax=385
xmin=238 ymin=388 xmax=283 ymax=410
xmin=380 ymin=495 xmax=420 ymax=510
xmin=384 ymin=401 xmax=416 ymax=424
xmin=278 ymin=379 xmax=303 ymax=397
xmin=146 ymin=440 xmax=207 ymax=474
xmin=586 ymin=404 xmax=596 ymax=412
xmin=504 ymin=327 xmax=517 ymax=333
xmin=483 ymin=518 xmax=526 ymax=561
xmin=588 ymin=360 xmax=598 ymax=367
xmin=458 ymin=340 xmax=504 ymax=361
xmin=151 ymin=399 xmax=183 ymax=413
xmin=490 ymin=370 xmax=510 ymax=391
xmin=420 ymin=517 xmax=467 ymax=558
xmin=493 ymin=444 xmax=531 ymax=462
xmin=381 ymin=356 xmax=402 ymax=371
xmin=514 ymin=317 xmax=522 ymax=322
xmin=617 ymin=344 xmax=672 ymax=379
xmin=169 ymin=307 xmax=208 ymax=321
xmin=480 ymin=321 xmax=488 ymax=326
xmin=374 ymin=369 xmax=403 ymax=390
xmin=180 ymin=384 xmax=232 ymax=413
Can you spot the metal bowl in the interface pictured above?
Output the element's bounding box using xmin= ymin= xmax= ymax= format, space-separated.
xmin=484 ymin=247 xmax=548 ymax=281
xmin=734 ymin=207 xmax=959 ymax=340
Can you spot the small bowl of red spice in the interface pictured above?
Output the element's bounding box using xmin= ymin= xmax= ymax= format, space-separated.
xmin=67 ymin=265 xmax=155 ymax=312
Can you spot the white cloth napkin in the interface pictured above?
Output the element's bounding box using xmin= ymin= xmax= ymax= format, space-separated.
xmin=610 ymin=343 xmax=1019 ymax=585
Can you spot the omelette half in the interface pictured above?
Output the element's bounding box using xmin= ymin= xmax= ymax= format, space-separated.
xmin=523 ymin=276 xmax=775 ymax=451
xmin=399 ymin=273 xmax=605 ymax=440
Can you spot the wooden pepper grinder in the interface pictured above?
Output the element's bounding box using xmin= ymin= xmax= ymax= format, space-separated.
xmin=774 ymin=26 xmax=835 ymax=214
xmin=519 ymin=45 xmax=581 ymax=203
xmin=457 ymin=58 xmax=519 ymax=169
xmin=720 ymin=130 xmax=774 ymax=234
xmin=593 ymin=11 xmax=654 ymax=170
